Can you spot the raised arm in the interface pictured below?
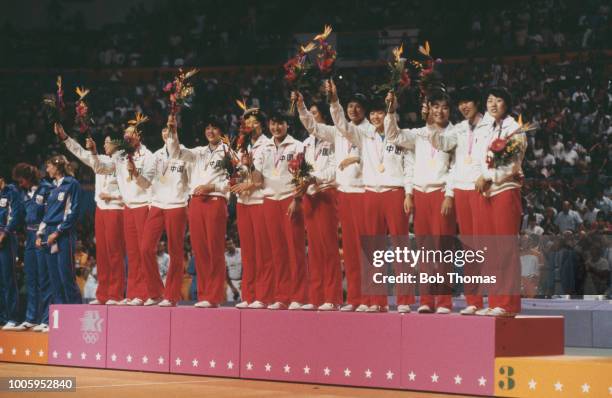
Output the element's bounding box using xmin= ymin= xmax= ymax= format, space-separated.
xmin=294 ymin=91 xmax=337 ymax=144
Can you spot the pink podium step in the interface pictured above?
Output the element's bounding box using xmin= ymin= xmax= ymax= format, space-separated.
xmin=240 ymin=311 xmax=402 ymax=388
xmin=399 ymin=314 xmax=564 ymax=396
xmin=106 ymin=306 xmax=171 ymax=372
xmin=48 ymin=305 xmax=108 ymax=368
xmin=170 ymin=307 xmax=240 ymax=377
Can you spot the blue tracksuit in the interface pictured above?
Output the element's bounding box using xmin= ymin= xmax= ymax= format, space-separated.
xmin=39 ymin=176 xmax=82 ymax=304
xmin=0 ymin=184 xmax=24 ymax=324
xmin=22 ymin=181 xmax=53 ymax=324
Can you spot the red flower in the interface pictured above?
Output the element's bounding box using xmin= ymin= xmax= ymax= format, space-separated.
xmin=76 ymin=102 xmax=88 ymax=117
xmin=490 ymin=138 xmax=508 ymax=153
xmin=163 ymin=82 xmax=174 ymax=92
xmin=288 ymin=153 xmax=303 ymax=174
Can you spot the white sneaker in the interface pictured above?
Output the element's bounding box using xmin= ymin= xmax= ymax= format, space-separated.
xmin=194 ymin=300 xmax=218 ymax=308
xmin=247 ymin=301 xmax=266 ymax=309
xmin=117 ymin=298 xmax=131 ymax=306
xmin=460 ymin=305 xmax=478 ymax=315
xmin=128 ymin=298 xmax=144 ymax=306
xmin=487 ymin=307 xmax=516 ymax=317
xmin=340 ymin=304 xmax=354 ymax=312
xmin=288 ymin=301 xmax=303 ymax=310
xmin=475 ymin=307 xmax=492 ymax=316
xmin=366 ymin=305 xmax=388 ymax=313
xmin=105 ymin=299 xmax=120 ymax=305
xmin=32 ymin=323 xmax=48 ymax=332
xmin=435 ymin=307 xmax=451 ymax=314
xmin=143 ymin=298 xmax=161 ymax=306
xmin=317 ymin=303 xmax=338 ymax=311
xmin=89 ymin=299 xmax=103 ymax=305
xmin=1 ymin=321 xmax=18 ymax=330
xmin=267 ymin=302 xmax=287 ymax=310
xmin=158 ymin=299 xmax=175 ymax=307
xmin=235 ymin=301 xmax=249 ymax=309
xmin=417 ymin=305 xmax=433 ymax=314
xmin=355 ymin=304 xmax=369 ymax=312
xmin=301 ymin=303 xmax=316 ymax=311
xmin=397 ymin=305 xmax=412 ymax=313
xmin=11 ymin=322 xmax=37 ymax=331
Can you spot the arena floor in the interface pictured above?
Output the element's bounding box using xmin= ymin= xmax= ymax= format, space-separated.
xmin=2 ymin=348 xmax=610 ymax=397
xmin=0 ymin=363 xmax=473 ymax=398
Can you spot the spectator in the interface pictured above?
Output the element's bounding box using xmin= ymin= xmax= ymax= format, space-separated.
xmin=156 ymin=241 xmax=170 ymax=285
xmin=555 ymin=201 xmax=583 ymax=232
xmin=225 ymin=238 xmax=242 ymax=302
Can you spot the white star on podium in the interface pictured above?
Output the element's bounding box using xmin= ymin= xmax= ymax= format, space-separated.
xmin=365 ymin=369 xmax=372 ymax=379
xmin=111 ymin=354 xmax=117 ymax=362
xmin=209 ymin=359 xmax=215 ymax=368
xmin=283 ymin=364 xmax=290 ymax=373
xmin=323 ymin=367 xmax=331 ymax=376
xmin=25 ymin=349 xmax=31 ymax=356
xmin=158 ymin=357 xmax=164 ymax=365
xmin=38 ymin=350 xmax=44 ymax=357
xmin=11 ymin=348 xmax=17 ymax=356
xmin=431 ymin=373 xmax=439 ymax=383
xmin=408 ymin=371 xmax=416 ymax=381
xmin=581 ymin=383 xmax=590 ymax=393
xmin=126 ymin=355 xmax=133 ymax=363
xmin=192 ymin=359 xmax=199 ymax=367
xmin=554 ymin=381 xmax=563 ymax=392
xmin=454 ymin=375 xmax=462 ymax=385
xmin=66 ymin=351 xmax=72 ymax=359
xmin=303 ymin=365 xmax=311 ymax=375
xmin=386 ymin=370 xmax=394 ymax=380
xmin=52 ymin=351 xmax=58 ymax=359
xmin=478 ymin=376 xmax=487 ymax=387
xmin=344 ymin=368 xmax=351 ymax=377
xmin=142 ymin=356 xmax=148 ymax=364
xmin=227 ymin=361 xmax=234 ymax=370
xmin=0 ymin=347 xmax=4 ymax=354
xmin=528 ymin=379 xmax=537 ymax=390
xmin=246 ymin=362 xmax=253 ymax=371
xmin=95 ymin=353 xmax=101 ymax=361
xmin=80 ymin=352 xmax=86 ymax=360
xmin=608 ymin=386 xmax=612 ymax=395
xmin=175 ymin=357 xmax=182 ymax=366
xmin=265 ymin=363 xmax=271 ymax=372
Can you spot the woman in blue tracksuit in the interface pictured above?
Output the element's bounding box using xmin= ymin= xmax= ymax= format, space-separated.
xmin=10 ymin=163 xmax=53 ymax=332
xmin=0 ymin=172 xmax=24 ymax=330
xmin=36 ymin=155 xmax=82 ymax=305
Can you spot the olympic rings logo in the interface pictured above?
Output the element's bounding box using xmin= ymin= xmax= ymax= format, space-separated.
xmin=82 ymin=332 xmax=99 ymax=344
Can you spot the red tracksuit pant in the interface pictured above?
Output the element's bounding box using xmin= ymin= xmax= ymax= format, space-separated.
xmin=263 ymin=196 xmax=307 ymax=305
xmin=413 ymin=189 xmax=457 ymax=309
xmin=236 ymin=202 xmax=275 ymax=304
xmin=477 ymin=188 xmax=522 ymax=313
xmin=189 ymin=196 xmax=228 ymax=304
xmin=95 ymin=207 xmax=126 ymax=302
xmin=123 ymin=206 xmax=149 ymax=299
xmin=454 ymin=189 xmax=484 ymax=309
xmin=140 ymin=206 xmax=187 ymax=303
xmin=363 ymin=189 xmax=414 ymax=307
xmin=303 ymin=189 xmax=342 ymax=306
xmin=336 ymin=191 xmax=366 ymax=307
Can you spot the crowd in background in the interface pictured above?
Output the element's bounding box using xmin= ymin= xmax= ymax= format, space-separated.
xmin=0 ymin=0 xmax=610 ymax=311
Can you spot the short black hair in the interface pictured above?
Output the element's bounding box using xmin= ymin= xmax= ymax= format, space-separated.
xmin=455 ymin=86 xmax=481 ymax=105
xmin=310 ymin=101 xmax=332 ymax=124
xmin=368 ymin=96 xmax=387 ymax=113
xmin=486 ymin=86 xmax=513 ymax=111
xmin=346 ymin=93 xmax=369 ymax=111
xmin=268 ymin=110 xmax=290 ymax=124
xmin=427 ymin=90 xmax=452 ymax=106
xmin=200 ymin=115 xmax=227 ymax=133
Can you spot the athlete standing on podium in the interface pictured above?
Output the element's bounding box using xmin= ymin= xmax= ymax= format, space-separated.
xmin=53 ymin=123 xmax=127 ymax=307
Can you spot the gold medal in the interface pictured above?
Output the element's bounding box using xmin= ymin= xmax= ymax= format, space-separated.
xmin=464 ymin=155 xmax=472 ymax=165
xmin=159 ymin=175 xmax=167 ymax=183
xmin=377 ymin=163 xmax=385 ymax=173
